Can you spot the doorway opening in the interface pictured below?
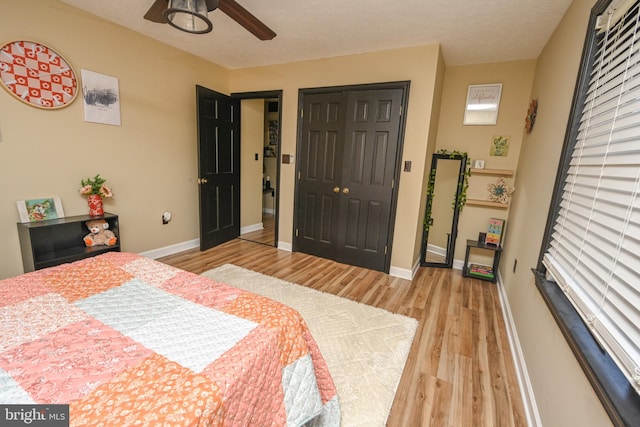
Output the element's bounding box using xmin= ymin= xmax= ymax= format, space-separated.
xmin=233 ymin=91 xmax=282 ymax=247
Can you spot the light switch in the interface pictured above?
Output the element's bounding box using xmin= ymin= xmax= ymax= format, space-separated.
xmin=404 ymin=161 xmax=412 ymax=172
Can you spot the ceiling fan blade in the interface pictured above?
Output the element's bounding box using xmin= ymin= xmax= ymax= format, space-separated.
xmin=144 ymin=0 xmax=168 ymax=23
xmin=218 ymin=0 xmax=276 ymax=40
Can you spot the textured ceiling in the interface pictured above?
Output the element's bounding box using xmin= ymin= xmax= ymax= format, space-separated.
xmin=60 ymin=0 xmax=574 ymax=70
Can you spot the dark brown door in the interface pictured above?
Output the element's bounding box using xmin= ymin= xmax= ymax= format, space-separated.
xmin=296 ymin=92 xmax=347 ymax=260
xmin=337 ymin=88 xmax=403 ymax=270
xmin=296 ymin=86 xmax=404 ymax=271
xmin=196 ymin=85 xmax=240 ymax=250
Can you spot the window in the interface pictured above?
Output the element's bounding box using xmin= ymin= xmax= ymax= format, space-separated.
xmin=536 ymin=0 xmax=640 ymax=424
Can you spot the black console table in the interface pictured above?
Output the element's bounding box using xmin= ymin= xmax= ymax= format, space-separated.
xmin=17 ymin=212 xmax=120 ymax=272
xmin=462 ymin=239 xmax=503 ymax=283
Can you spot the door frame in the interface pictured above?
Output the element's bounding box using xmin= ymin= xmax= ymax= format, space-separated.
xmin=231 ymin=90 xmax=283 ymax=247
xmin=293 ymin=81 xmax=411 ymax=273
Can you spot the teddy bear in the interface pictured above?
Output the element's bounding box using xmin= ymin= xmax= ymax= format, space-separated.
xmin=83 ymin=219 xmax=117 ymax=247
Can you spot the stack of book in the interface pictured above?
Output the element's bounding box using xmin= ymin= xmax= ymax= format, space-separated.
xmin=467 ymin=263 xmax=494 ymax=279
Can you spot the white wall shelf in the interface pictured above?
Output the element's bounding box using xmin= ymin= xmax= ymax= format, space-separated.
xmin=470 ymin=168 xmax=514 ymax=177
xmin=466 ymin=199 xmax=509 ymax=208
xmin=467 ymin=168 xmax=514 ymax=208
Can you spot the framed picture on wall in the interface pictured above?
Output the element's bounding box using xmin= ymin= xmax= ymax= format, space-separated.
xmin=463 ymin=83 xmax=502 ymax=125
xmin=268 ymin=120 xmax=278 ymax=145
xmin=473 ymin=159 xmax=485 ymax=169
xmin=81 ymin=69 xmax=121 ymax=126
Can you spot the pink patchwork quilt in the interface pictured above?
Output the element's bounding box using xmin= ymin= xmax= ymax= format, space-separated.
xmin=0 ymin=252 xmax=340 ymax=426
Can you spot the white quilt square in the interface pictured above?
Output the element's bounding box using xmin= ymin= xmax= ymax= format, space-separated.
xmin=75 ymin=279 xmax=184 ymax=334
xmin=126 ymin=303 xmax=257 ymax=373
xmin=76 ymin=279 xmax=257 ymax=373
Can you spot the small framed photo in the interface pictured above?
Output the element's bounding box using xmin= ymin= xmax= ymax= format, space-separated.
xmin=16 ymin=198 xmax=65 ymax=223
xmin=463 ymin=83 xmax=502 ymax=125
xmin=474 ymin=159 xmax=486 ymax=169
xmin=491 ymin=135 xmax=510 ymax=156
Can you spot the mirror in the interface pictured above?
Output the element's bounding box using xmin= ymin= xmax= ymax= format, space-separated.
xmin=420 ymin=153 xmax=468 ymax=268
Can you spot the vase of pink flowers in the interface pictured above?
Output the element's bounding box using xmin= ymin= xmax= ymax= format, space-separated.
xmin=80 ymin=174 xmax=114 ymax=216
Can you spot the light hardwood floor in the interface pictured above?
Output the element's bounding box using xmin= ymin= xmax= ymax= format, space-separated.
xmin=158 ymin=238 xmax=526 ymax=427
xmin=239 ymin=213 xmax=275 ymax=246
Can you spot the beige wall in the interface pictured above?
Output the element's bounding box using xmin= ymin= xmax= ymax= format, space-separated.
xmin=434 ymin=60 xmax=536 ymax=264
xmin=229 ymin=46 xmax=445 ymax=271
xmin=240 ymin=99 xmax=264 ymax=229
xmin=0 ymin=0 xmax=229 ymax=278
xmin=501 ymin=0 xmax=613 ymax=425
xmin=415 ymin=49 xmax=448 ymax=265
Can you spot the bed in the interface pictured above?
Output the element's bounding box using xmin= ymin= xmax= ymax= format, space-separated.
xmin=0 ymin=252 xmax=340 ymax=426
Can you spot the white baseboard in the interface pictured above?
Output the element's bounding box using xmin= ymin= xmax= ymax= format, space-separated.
xmin=139 ymin=238 xmax=200 ymax=260
xmin=495 ymin=272 xmax=542 ymax=427
xmin=277 ymin=241 xmax=292 ymax=252
xmin=389 ymin=258 xmax=420 ymax=280
xmin=262 ymin=208 xmax=275 ymax=215
xmin=389 ymin=265 xmax=412 ymax=280
xmin=140 ymin=237 xmax=292 ymax=259
xmin=240 ymin=223 xmax=263 ymax=235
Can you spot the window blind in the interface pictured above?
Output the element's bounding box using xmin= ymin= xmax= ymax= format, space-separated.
xmin=543 ymin=0 xmax=640 ymax=395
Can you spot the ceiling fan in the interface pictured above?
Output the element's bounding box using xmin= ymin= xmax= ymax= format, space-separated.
xmin=144 ymin=0 xmax=276 ymax=40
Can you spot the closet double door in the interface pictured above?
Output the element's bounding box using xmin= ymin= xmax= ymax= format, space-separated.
xmin=295 ymin=86 xmax=405 ymax=272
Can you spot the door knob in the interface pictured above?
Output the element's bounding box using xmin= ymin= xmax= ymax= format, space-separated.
xmin=342 ymin=187 xmax=350 ymax=194
xmin=333 ymin=186 xmax=340 ymax=193
xmin=197 ymin=178 xmax=208 ymax=184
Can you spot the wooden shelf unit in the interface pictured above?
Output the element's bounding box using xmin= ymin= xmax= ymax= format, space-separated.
xmin=17 ymin=212 xmax=120 ymax=272
xmin=462 ymin=239 xmax=503 ymax=283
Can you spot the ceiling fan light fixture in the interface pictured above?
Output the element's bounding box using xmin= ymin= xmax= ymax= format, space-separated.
xmin=164 ymin=0 xmax=213 ymax=34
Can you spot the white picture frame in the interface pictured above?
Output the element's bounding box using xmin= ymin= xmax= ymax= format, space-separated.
xmin=463 ymin=83 xmax=502 ymax=125
xmin=16 ymin=198 xmax=65 ymax=223
xmin=81 ymin=69 xmax=121 ymax=126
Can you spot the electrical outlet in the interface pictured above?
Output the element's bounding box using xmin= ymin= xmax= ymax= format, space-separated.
xmin=162 ymin=212 xmax=172 ymax=224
